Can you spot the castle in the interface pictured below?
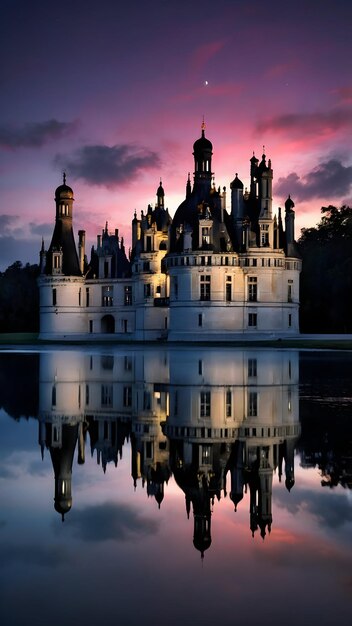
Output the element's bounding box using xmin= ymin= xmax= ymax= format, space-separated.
xmin=38 ymin=124 xmax=301 ymax=340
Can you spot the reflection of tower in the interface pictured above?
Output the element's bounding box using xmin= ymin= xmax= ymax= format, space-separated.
xmin=131 ymin=351 xmax=171 ymax=507
xmin=38 ymin=351 xmax=87 ymax=520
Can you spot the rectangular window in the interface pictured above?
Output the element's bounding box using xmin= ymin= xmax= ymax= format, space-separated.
xmin=85 ymin=384 xmax=89 ymax=406
xmin=102 ymin=285 xmax=113 ymax=306
xmin=200 ymin=275 xmax=211 ymax=301
xmin=78 ymin=288 xmax=81 ymax=306
xmin=226 ymin=276 xmax=232 ymax=302
xmin=261 ymin=224 xmax=269 ymax=246
xmin=52 ymin=288 xmax=57 ymax=306
xmin=226 ymin=389 xmax=232 ymax=417
xmin=146 ymin=236 xmax=152 ymax=252
xmin=144 ymin=283 xmax=151 ymax=298
xmin=198 ymin=360 xmax=203 ymax=375
xmin=124 ymin=285 xmax=132 ymax=305
xmin=248 ymin=358 xmax=257 ymax=378
xmin=202 ymin=227 xmax=210 ymax=245
xmin=124 ymin=356 xmax=132 ymax=371
xmin=101 ymin=385 xmax=113 ymax=407
xmin=86 ymin=288 xmax=90 ymax=307
xmin=143 ymin=261 xmax=150 ymax=271
xmin=248 ymin=277 xmax=257 ymax=302
xmin=198 ymin=313 xmax=203 ymax=327
xmin=248 ymin=313 xmax=257 ymax=327
xmin=201 ymin=445 xmax=211 ymax=465
xmin=288 ymin=280 xmax=293 ymax=302
xmin=289 ymin=313 xmax=292 ymax=327
xmin=89 ymin=320 xmax=93 ymax=333
xmin=248 ymin=391 xmax=258 ymax=417
xmin=200 ymin=391 xmax=211 ymax=417
xmin=123 ymin=386 xmax=132 ymax=407
xmin=52 ymin=385 xmax=56 ymax=406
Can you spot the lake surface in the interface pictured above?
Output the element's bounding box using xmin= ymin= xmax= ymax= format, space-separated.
xmin=0 ymin=347 xmax=351 ymax=626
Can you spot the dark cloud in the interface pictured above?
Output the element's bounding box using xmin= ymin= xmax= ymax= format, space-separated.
xmin=0 ymin=119 xmax=77 ymax=149
xmin=274 ymin=159 xmax=352 ymax=201
xmin=0 ymin=543 xmax=69 ymax=568
xmin=257 ymin=108 xmax=352 ymax=137
xmin=275 ymin=487 xmax=352 ymax=532
xmin=64 ymin=501 xmax=159 ymax=542
xmin=29 ymin=222 xmax=53 ymax=237
xmin=0 ymin=214 xmax=18 ymax=234
xmin=54 ymin=143 xmax=161 ymax=188
xmin=0 ymin=236 xmax=39 ymax=271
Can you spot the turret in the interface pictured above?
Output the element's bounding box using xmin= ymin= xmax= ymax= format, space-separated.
xmin=193 ymin=121 xmax=213 ymax=194
xmin=285 ymin=195 xmax=295 ymax=245
xmin=230 ymin=173 xmax=244 ymax=219
xmin=156 ymin=180 xmax=165 ymax=209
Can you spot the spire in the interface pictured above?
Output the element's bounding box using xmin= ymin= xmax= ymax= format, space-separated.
xmin=63 ymin=171 xmax=66 ymax=185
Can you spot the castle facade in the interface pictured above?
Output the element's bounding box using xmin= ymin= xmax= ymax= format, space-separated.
xmin=38 ymin=126 xmax=301 ymax=340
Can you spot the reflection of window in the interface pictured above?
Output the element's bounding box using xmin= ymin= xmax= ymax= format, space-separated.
xmin=200 ymin=275 xmax=211 ymax=301
xmin=200 ymin=391 xmax=211 ymax=417
xmin=226 ymin=276 xmax=232 ymax=302
xmin=248 ymin=277 xmax=257 ymax=302
xmin=248 ymin=313 xmax=257 ymax=327
xmin=124 ymin=286 xmax=132 ymax=305
xmin=124 ymin=356 xmax=132 ymax=371
xmin=123 ymin=386 xmax=132 ymax=407
xmin=85 ymin=384 xmax=89 ymax=406
xmin=101 ymin=355 xmax=114 ymax=370
xmin=52 ymin=288 xmax=57 ymax=306
xmin=201 ymin=445 xmax=211 ymax=465
xmin=248 ymin=358 xmax=257 ymax=377
xmin=101 ymin=385 xmax=113 ymax=407
xmin=52 ymin=385 xmax=56 ymax=406
xmin=248 ymin=391 xmax=258 ymax=417
xmin=143 ymin=391 xmax=151 ymax=410
xmin=198 ymin=313 xmax=203 ymax=327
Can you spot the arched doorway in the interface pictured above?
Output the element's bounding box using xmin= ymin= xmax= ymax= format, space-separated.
xmin=101 ymin=315 xmax=115 ymax=333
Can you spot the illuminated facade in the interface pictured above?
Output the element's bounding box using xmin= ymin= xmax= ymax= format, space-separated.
xmin=38 ymin=127 xmax=301 ymax=340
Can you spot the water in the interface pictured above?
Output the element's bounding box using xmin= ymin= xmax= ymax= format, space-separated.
xmin=0 ymin=347 xmax=351 ymax=626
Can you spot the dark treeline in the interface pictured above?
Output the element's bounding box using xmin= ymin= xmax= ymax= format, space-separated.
xmin=0 ymin=205 xmax=351 ymax=334
xmin=297 ymin=205 xmax=352 ymax=332
xmin=0 ymin=261 xmax=39 ymax=332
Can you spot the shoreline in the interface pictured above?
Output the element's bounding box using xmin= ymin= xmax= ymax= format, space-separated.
xmin=1 ymin=333 xmax=352 ymax=350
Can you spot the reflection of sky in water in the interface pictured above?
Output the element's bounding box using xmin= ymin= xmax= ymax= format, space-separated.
xmin=0 ymin=349 xmax=352 ymax=626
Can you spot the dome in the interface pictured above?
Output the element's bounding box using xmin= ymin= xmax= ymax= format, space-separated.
xmin=193 ymin=128 xmax=213 ymax=154
xmin=157 ymin=180 xmax=165 ymax=197
xmin=55 ymin=173 xmax=73 ymax=200
xmin=230 ymin=173 xmax=243 ymax=190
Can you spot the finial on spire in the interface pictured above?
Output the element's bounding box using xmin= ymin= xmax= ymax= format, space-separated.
xmin=63 ymin=171 xmax=66 ymax=185
xmin=201 ymin=115 xmax=206 ymax=135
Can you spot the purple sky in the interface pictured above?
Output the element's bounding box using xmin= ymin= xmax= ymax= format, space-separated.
xmin=1 ymin=0 xmax=352 ymax=270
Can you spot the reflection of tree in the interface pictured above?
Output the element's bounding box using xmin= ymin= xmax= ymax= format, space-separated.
xmin=299 ymin=352 xmax=352 ymax=490
xmin=0 ymin=353 xmax=39 ymax=419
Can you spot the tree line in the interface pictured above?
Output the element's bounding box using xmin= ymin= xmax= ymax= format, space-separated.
xmin=0 ymin=205 xmax=351 ymax=334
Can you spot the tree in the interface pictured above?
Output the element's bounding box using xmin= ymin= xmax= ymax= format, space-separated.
xmin=0 ymin=262 xmax=40 ymax=332
xmin=298 ymin=205 xmax=352 ymax=332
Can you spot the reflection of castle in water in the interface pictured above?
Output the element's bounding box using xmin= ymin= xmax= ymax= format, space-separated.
xmin=38 ymin=348 xmax=300 ymax=553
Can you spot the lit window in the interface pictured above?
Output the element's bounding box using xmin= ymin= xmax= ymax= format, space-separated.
xmin=102 ymin=286 xmax=113 ymax=306
xmin=124 ymin=285 xmax=132 ymax=305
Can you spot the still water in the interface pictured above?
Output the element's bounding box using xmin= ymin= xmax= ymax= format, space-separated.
xmin=0 ymin=347 xmax=351 ymax=626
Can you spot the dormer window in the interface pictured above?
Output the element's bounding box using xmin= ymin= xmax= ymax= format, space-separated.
xmin=52 ymin=251 xmax=63 ymax=275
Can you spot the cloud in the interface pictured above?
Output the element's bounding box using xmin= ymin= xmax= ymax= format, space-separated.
xmin=191 ymin=40 xmax=226 ymax=73
xmin=275 ymin=487 xmax=352 ymax=532
xmin=54 ymin=143 xmax=161 ymax=188
xmin=274 ymin=159 xmax=352 ymax=201
xmin=257 ymin=108 xmax=352 ymax=138
xmin=29 ymin=222 xmax=53 ymax=237
xmin=64 ymin=501 xmax=159 ymax=542
xmin=0 ymin=119 xmax=77 ymax=149
xmin=333 ymin=86 xmax=352 ymax=105
xmin=0 ymin=543 xmax=69 ymax=568
xmin=0 ymin=214 xmax=18 ymax=234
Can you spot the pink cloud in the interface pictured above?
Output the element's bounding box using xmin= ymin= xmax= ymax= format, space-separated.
xmin=190 ymin=40 xmax=226 ymax=73
xmin=257 ymin=107 xmax=352 ymax=139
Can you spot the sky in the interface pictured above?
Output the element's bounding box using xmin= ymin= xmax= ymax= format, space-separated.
xmin=0 ymin=0 xmax=352 ymax=270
